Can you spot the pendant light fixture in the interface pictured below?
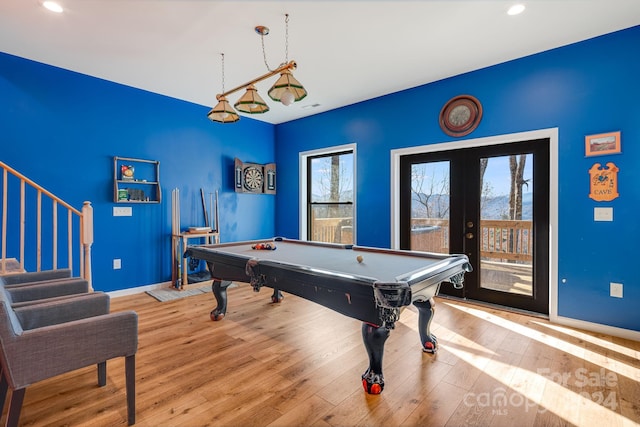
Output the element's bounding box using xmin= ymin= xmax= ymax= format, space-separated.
xmin=207 ymin=94 xmax=240 ymax=123
xmin=268 ymin=69 xmax=307 ymax=106
xmin=207 ymin=54 xmax=240 ymax=123
xmin=208 ymin=14 xmax=307 ymax=124
xmin=234 ymin=84 xmax=270 ymax=114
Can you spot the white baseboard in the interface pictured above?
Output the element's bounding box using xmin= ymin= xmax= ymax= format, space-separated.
xmin=553 ymin=315 xmax=640 ymax=342
xmin=108 ymin=281 xmax=172 ymax=298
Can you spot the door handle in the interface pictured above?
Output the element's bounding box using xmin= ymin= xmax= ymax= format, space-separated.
xmin=465 ymin=232 xmax=474 ymax=239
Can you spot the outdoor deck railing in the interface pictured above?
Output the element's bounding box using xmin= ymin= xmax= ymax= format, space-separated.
xmin=310 ymin=216 xmax=532 ymax=262
xmin=410 ymin=218 xmax=532 ymax=261
xmin=311 ymin=217 xmax=353 ymax=244
xmin=479 ymin=219 xmax=533 ymax=262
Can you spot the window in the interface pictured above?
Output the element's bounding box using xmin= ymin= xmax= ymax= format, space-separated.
xmin=302 ymin=147 xmax=355 ymax=244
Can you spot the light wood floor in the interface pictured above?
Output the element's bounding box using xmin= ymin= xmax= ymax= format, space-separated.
xmin=7 ymin=283 xmax=640 ymax=427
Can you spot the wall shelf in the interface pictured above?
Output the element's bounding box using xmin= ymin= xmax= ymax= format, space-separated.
xmin=113 ymin=156 xmax=161 ymax=203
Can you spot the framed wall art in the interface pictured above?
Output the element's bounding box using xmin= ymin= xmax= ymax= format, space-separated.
xmin=585 ymin=131 xmax=621 ymax=157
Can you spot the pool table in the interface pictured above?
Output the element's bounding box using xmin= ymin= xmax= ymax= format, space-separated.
xmin=184 ymin=237 xmax=471 ymax=394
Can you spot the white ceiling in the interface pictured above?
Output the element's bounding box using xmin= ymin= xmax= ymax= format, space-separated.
xmin=2 ymin=1 xmax=639 ymax=124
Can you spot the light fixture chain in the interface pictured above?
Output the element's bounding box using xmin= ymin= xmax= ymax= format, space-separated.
xmin=261 ymin=34 xmax=274 ymax=72
xmin=221 ymin=53 xmax=226 ymax=92
xmin=261 ymin=13 xmax=289 ymax=72
xmin=285 ymin=13 xmax=289 ymax=63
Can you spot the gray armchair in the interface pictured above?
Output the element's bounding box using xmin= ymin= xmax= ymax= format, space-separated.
xmin=0 ymin=290 xmax=138 ymax=426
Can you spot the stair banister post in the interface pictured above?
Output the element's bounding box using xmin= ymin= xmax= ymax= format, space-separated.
xmin=82 ymin=201 xmax=94 ymax=291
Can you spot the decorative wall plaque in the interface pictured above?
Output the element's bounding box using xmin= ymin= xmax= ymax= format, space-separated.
xmin=589 ymin=162 xmax=619 ymax=202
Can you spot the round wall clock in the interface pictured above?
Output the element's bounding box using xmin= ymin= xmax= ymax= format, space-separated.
xmin=439 ymin=95 xmax=483 ymax=137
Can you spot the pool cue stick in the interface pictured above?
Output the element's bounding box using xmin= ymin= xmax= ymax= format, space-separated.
xmin=209 ymin=192 xmax=213 ymax=231
xmin=178 ymin=188 xmax=184 ymax=288
xmin=171 ymin=188 xmax=176 ymax=235
xmin=200 ymin=188 xmax=209 ymax=228
xmin=214 ymin=190 xmax=219 ymax=241
xmin=171 ymin=189 xmax=177 ymax=286
xmin=173 ymin=188 xmax=183 ymax=288
xmin=208 ymin=192 xmax=214 ymax=244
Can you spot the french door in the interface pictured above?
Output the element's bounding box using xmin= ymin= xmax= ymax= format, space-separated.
xmin=399 ymin=139 xmax=549 ymax=314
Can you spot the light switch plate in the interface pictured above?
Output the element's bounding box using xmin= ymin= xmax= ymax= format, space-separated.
xmin=113 ymin=206 xmax=132 ymax=217
xmin=594 ymin=207 xmax=613 ymax=221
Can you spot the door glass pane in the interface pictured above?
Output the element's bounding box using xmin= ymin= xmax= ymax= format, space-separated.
xmin=479 ymin=154 xmax=533 ymax=296
xmin=410 ymin=161 xmax=449 ymax=254
xmin=309 ymin=152 xmax=354 ymax=244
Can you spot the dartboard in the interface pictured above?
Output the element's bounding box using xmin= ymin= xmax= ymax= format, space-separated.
xmin=243 ymin=166 xmax=264 ymax=191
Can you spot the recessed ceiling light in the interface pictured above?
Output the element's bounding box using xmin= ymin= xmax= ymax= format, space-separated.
xmin=507 ymin=4 xmax=525 ymax=16
xmin=43 ymin=1 xmax=64 ymax=13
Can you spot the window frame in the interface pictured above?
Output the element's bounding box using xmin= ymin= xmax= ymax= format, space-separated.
xmin=299 ymin=143 xmax=356 ymax=243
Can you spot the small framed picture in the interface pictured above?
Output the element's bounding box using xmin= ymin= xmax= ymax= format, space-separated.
xmin=585 ymin=131 xmax=621 ymax=157
xmin=121 ymin=164 xmax=135 ymax=180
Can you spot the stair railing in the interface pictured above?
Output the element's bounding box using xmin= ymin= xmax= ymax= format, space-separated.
xmin=0 ymin=160 xmax=93 ymax=289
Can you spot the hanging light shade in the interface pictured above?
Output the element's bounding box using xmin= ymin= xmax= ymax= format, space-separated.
xmin=234 ymin=85 xmax=270 ymax=114
xmin=268 ymin=68 xmax=307 ymax=106
xmin=207 ymin=94 xmax=240 ymax=123
xmin=207 ymin=15 xmax=309 ymax=123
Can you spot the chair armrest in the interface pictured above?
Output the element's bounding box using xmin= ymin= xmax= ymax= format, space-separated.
xmin=14 ymin=293 xmax=110 ymax=330
xmin=5 ymin=278 xmax=89 ymax=303
xmin=1 ymin=269 xmax=72 ymax=285
xmin=6 ymin=311 xmax=138 ymax=388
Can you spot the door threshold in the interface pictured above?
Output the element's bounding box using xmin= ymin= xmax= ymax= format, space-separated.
xmin=435 ymin=294 xmax=549 ymax=320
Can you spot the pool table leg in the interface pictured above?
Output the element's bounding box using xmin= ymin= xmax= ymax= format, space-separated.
xmin=210 ymin=279 xmax=233 ymax=321
xmin=413 ymin=298 xmax=438 ymax=353
xmin=270 ymin=288 xmax=284 ymax=303
xmin=361 ymin=322 xmax=390 ymax=394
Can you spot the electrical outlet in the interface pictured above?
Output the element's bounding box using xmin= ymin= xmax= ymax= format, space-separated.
xmin=113 ymin=206 xmax=132 ymax=217
xmin=610 ymin=282 xmax=623 ymax=298
xmin=113 ymin=259 xmax=122 ymax=270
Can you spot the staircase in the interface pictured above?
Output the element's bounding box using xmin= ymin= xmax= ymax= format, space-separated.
xmin=0 ymin=160 xmax=93 ymax=289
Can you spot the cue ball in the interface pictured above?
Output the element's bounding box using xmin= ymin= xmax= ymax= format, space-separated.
xmin=356 ymin=255 xmax=363 ymax=263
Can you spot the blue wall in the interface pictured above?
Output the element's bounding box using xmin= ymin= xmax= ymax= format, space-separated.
xmin=2 ymin=26 xmax=639 ymax=333
xmin=274 ymin=26 xmax=640 ymax=332
xmin=0 ymin=53 xmax=276 ymax=291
